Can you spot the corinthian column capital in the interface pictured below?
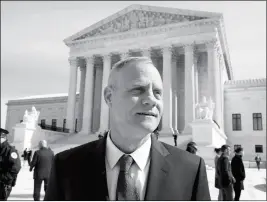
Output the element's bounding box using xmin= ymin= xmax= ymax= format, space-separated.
xmin=205 ymin=39 xmax=219 ymax=50
xmin=205 ymin=39 xmax=223 ymax=63
xmin=102 ymin=53 xmax=112 ymax=61
xmin=68 ymin=57 xmax=79 ymax=67
xmin=161 ymin=46 xmax=173 ymax=56
xmin=84 ymin=55 xmax=95 ymax=65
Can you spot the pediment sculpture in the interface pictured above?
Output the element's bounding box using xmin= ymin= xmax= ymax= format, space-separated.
xmin=195 ymin=96 xmax=215 ymax=120
xmin=75 ymin=10 xmax=207 ymax=40
xmin=22 ymin=106 xmax=40 ymax=128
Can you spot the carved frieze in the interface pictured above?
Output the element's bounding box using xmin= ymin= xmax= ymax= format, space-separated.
xmin=75 ymin=10 xmax=207 ymax=40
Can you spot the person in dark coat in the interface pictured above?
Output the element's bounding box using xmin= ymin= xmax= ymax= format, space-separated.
xmin=214 ymin=147 xmax=222 ymax=200
xmin=30 ymin=140 xmax=54 ymax=201
xmin=0 ymin=128 xmax=21 ymax=201
xmin=217 ymin=144 xmax=235 ymax=201
xmin=231 ymin=147 xmax=245 ymax=201
xmin=186 ymin=141 xmax=198 ymax=155
xmin=44 ymin=57 xmax=211 ymax=201
xmin=21 ymin=148 xmax=28 ymax=166
xmin=255 ymin=154 xmax=261 ymax=170
xmin=27 ymin=149 xmax=32 ymax=166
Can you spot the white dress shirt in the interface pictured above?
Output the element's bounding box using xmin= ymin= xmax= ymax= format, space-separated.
xmin=105 ymin=132 xmax=151 ymax=200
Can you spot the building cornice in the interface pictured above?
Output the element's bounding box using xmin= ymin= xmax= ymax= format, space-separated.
xmin=224 ymin=78 xmax=266 ymax=89
xmin=7 ymin=94 xmax=80 ymax=106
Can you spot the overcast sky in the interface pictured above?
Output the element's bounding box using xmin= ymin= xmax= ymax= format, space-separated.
xmin=1 ymin=1 xmax=266 ymax=127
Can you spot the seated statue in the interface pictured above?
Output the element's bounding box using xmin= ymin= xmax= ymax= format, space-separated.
xmin=22 ymin=106 xmax=40 ymax=128
xmin=195 ymin=96 xmax=215 ymax=120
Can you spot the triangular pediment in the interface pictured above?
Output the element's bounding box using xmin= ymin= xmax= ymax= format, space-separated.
xmin=65 ymin=4 xmax=222 ymax=42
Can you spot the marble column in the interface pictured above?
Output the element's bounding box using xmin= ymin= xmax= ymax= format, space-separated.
xmin=161 ymin=46 xmax=173 ymax=135
xmin=183 ymin=44 xmax=195 ymax=134
xmin=194 ymin=58 xmax=199 ymax=106
xmin=99 ymin=54 xmax=111 ymax=132
xmin=66 ymin=57 xmax=78 ymax=133
xmin=77 ymin=65 xmax=86 ymax=132
xmin=206 ymin=39 xmax=222 ymax=128
xmin=172 ymin=56 xmax=178 ymax=134
xmin=81 ymin=56 xmax=95 ymax=134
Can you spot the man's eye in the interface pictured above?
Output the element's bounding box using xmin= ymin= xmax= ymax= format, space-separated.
xmin=154 ymin=90 xmax=162 ymax=96
xmin=131 ymin=89 xmax=142 ymax=94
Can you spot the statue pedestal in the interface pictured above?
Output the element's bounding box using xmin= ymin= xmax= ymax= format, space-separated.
xmin=12 ymin=123 xmax=41 ymax=153
xmin=190 ymin=119 xmax=227 ymax=167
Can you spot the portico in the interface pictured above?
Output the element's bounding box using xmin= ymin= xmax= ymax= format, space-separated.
xmin=63 ymin=5 xmax=232 ymax=141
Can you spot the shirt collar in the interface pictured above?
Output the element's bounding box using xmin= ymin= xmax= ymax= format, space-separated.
xmin=106 ymin=131 xmax=151 ymax=171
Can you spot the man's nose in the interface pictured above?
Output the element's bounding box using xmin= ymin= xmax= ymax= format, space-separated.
xmin=142 ymin=93 xmax=157 ymax=107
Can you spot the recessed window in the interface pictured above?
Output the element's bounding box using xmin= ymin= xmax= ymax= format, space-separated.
xmin=232 ymin=114 xmax=242 ymax=131
xmin=41 ymin=119 xmax=46 ymax=128
xmin=255 ymin=145 xmax=263 ymax=153
xmin=63 ymin=119 xmax=66 ymax=131
xmin=253 ymin=113 xmax=263 ymax=131
xmin=52 ymin=119 xmax=57 ymax=131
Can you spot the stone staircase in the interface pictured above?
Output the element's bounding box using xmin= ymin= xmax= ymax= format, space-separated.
xmin=47 ymin=132 xmax=99 ymax=154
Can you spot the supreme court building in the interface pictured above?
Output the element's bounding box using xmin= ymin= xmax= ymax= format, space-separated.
xmin=6 ymin=5 xmax=266 ymax=163
xmin=64 ymin=4 xmax=230 ymax=135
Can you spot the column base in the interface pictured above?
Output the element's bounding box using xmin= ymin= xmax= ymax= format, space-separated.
xmin=158 ymin=135 xmax=175 ymax=147
xmin=182 ymin=124 xmax=192 ymax=136
xmin=158 ymin=127 xmax=174 ymax=146
xmin=159 ymin=127 xmax=174 ymax=136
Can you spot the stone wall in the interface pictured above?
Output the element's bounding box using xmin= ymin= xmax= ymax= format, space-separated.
xmin=224 ymin=84 xmax=266 ymax=162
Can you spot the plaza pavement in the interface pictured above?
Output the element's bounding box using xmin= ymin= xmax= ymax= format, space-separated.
xmin=8 ymin=164 xmax=266 ymax=200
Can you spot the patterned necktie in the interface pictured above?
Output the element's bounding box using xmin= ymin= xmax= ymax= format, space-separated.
xmin=116 ymin=154 xmax=140 ymax=200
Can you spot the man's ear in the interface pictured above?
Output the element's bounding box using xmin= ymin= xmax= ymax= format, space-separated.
xmin=104 ymin=86 xmax=112 ymax=107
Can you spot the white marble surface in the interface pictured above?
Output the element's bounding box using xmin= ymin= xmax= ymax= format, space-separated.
xmin=8 ymin=164 xmax=266 ymax=200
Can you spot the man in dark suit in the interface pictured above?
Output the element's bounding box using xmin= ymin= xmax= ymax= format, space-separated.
xmin=231 ymin=147 xmax=245 ymax=201
xmin=44 ymin=57 xmax=211 ymax=201
xmin=30 ymin=140 xmax=54 ymax=201
xmin=217 ymin=144 xmax=235 ymax=201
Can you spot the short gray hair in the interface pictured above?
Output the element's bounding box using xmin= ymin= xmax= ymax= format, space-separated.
xmin=107 ymin=56 xmax=153 ymax=90
xmin=39 ymin=140 xmax=48 ymax=148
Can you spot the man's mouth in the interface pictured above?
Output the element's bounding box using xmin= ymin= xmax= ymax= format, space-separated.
xmin=136 ymin=112 xmax=157 ymax=117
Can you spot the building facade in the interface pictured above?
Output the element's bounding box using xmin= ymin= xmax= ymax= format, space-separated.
xmin=5 ymin=5 xmax=266 ymax=163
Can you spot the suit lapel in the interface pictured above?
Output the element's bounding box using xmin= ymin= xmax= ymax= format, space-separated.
xmin=145 ymin=135 xmax=170 ymax=200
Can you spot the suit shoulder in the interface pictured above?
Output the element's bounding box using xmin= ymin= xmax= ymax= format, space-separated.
xmin=161 ymin=142 xmax=203 ymax=167
xmin=55 ymin=139 xmax=100 ymax=163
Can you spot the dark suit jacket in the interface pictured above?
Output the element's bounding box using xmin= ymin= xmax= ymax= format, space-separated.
xmin=231 ymin=155 xmax=245 ymax=190
xmin=217 ymin=154 xmax=234 ymax=188
xmin=44 ymin=134 xmax=211 ymax=201
xmin=214 ymin=155 xmax=220 ymax=189
xmin=30 ymin=147 xmax=54 ymax=179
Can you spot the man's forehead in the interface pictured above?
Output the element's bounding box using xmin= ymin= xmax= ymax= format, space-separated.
xmin=127 ymin=78 xmax=163 ymax=88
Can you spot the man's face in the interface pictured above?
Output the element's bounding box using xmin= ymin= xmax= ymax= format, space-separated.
xmin=0 ymin=136 xmax=7 ymax=144
xmin=226 ymin=147 xmax=231 ymax=156
xmin=108 ymin=61 xmax=163 ymax=135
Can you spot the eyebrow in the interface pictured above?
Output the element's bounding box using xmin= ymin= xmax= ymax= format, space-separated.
xmin=127 ymin=82 xmax=163 ymax=91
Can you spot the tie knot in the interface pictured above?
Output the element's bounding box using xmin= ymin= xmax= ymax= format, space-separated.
xmin=119 ymin=154 xmax=133 ymax=173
